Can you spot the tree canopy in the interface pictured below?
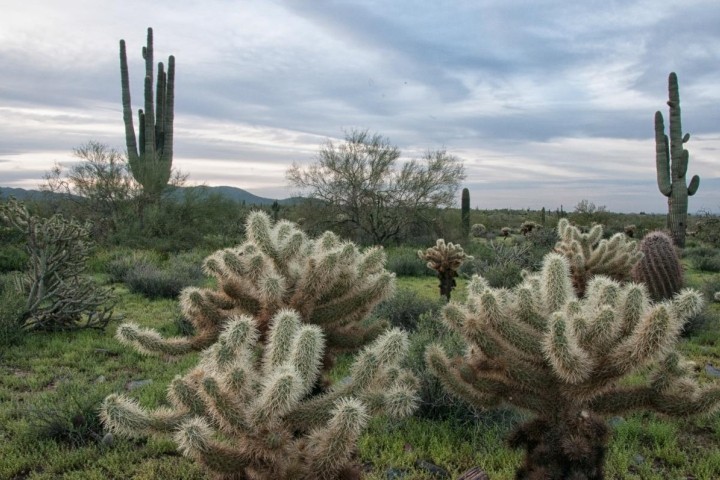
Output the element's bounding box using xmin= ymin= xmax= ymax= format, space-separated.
xmin=287 ymin=130 xmax=465 ymax=245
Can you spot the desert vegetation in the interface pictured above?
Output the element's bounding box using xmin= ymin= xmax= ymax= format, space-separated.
xmin=3 ymin=27 xmax=720 ymax=480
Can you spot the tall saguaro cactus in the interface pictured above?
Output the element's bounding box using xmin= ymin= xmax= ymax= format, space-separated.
xmin=120 ymin=27 xmax=175 ymax=198
xmin=655 ymin=72 xmax=700 ymax=247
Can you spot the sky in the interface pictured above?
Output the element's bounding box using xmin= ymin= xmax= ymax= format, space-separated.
xmin=0 ymin=0 xmax=719 ymax=213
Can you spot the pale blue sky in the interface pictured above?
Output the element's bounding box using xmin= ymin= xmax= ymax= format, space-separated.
xmin=0 ymin=0 xmax=718 ymax=213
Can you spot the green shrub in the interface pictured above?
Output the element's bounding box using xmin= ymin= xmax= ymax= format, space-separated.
xmin=372 ymin=288 xmax=444 ymax=331
xmin=693 ymin=254 xmax=720 ymax=273
xmin=404 ymin=312 xmax=480 ymax=420
xmin=123 ymin=252 xmax=205 ymax=299
xmin=459 ymin=240 xmax=537 ymax=288
xmin=24 ymin=383 xmax=111 ymax=447
xmin=386 ymin=246 xmax=434 ymax=277
xmin=0 ymin=273 xmax=25 ymax=347
xmin=104 ymin=249 xmax=163 ymax=284
xmin=682 ymin=245 xmax=717 ymax=260
xmin=0 ymin=244 xmax=28 ymax=273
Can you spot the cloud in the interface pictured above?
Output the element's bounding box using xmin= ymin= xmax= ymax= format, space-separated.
xmin=0 ymin=0 xmax=719 ymax=214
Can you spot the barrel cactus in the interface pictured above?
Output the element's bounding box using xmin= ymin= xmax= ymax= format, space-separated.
xmin=631 ymin=230 xmax=684 ymax=301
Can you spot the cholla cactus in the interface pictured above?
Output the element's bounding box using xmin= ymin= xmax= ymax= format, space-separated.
xmin=0 ymin=198 xmax=114 ymax=330
xmin=554 ymin=218 xmax=642 ymax=296
xmin=103 ymin=312 xmax=417 ymax=479
xmin=470 ymin=223 xmax=486 ymax=238
xmin=426 ymin=252 xmax=716 ymax=479
xmin=102 ymin=213 xmax=418 ymax=479
xmin=519 ymin=221 xmax=539 ymax=236
xmin=418 ymin=239 xmax=473 ymax=301
xmin=500 ymin=227 xmax=511 ymax=237
xmin=116 ymin=211 xmax=394 ymax=363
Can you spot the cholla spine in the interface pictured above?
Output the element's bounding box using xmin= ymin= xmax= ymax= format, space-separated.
xmin=426 ymin=252 xmax=714 ymax=478
xmin=554 ymin=218 xmax=643 ymax=296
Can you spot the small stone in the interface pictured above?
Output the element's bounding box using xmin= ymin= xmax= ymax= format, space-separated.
xmin=457 ymin=467 xmax=490 ymax=480
xmin=95 ymin=375 xmax=106 ymax=383
xmin=608 ymin=416 xmax=625 ymax=428
xmin=126 ymin=379 xmax=153 ymax=391
xmin=414 ymin=460 xmax=449 ymax=478
xmin=705 ymin=364 xmax=720 ymax=378
xmin=385 ymin=467 xmax=409 ymax=479
xmin=101 ymin=432 xmax=114 ymax=446
xmin=633 ymin=454 xmax=645 ymax=465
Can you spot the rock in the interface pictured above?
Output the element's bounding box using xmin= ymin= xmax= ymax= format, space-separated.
xmin=457 ymin=467 xmax=490 ymax=480
xmin=633 ymin=454 xmax=645 ymax=465
xmin=705 ymin=363 xmax=720 ymax=378
xmin=101 ymin=432 xmax=114 ymax=446
xmin=94 ymin=375 xmax=106 ymax=384
xmin=126 ymin=379 xmax=153 ymax=390
xmin=385 ymin=467 xmax=409 ymax=479
xmin=608 ymin=416 xmax=625 ymax=428
xmin=414 ymin=460 xmax=449 ymax=478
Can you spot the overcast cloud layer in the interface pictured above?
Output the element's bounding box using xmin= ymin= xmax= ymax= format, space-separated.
xmin=1 ymin=0 xmax=719 ymax=213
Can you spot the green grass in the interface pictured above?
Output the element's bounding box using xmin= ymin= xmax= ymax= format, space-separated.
xmin=3 ymin=258 xmax=720 ymax=479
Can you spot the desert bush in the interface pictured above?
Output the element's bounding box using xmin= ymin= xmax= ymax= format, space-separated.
xmin=372 ymin=288 xmax=445 ymax=331
xmin=24 ymin=383 xmax=111 ymax=447
xmin=386 ymin=246 xmax=433 ymax=277
xmin=0 ymin=244 xmax=28 ymax=273
xmin=460 ymin=240 xmax=536 ymax=289
xmin=0 ymin=273 xmax=26 ymax=346
xmin=124 ymin=253 xmax=205 ymax=299
xmin=692 ymin=254 xmax=720 ymax=273
xmin=104 ymin=249 xmax=164 ymax=284
xmin=404 ymin=311 xmax=479 ymax=421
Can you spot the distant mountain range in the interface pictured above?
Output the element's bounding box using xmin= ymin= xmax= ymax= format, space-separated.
xmin=0 ymin=185 xmax=305 ymax=206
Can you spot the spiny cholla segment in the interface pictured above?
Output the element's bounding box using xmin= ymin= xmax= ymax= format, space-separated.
xmin=102 ymin=311 xmax=418 ymax=480
xmin=426 ymin=253 xmax=716 ymax=477
xmin=554 ymin=218 xmax=642 ymax=297
xmin=116 ymin=211 xmax=394 ymax=356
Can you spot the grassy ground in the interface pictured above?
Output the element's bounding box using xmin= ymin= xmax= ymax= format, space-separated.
xmin=2 ymin=267 xmax=720 ymax=479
